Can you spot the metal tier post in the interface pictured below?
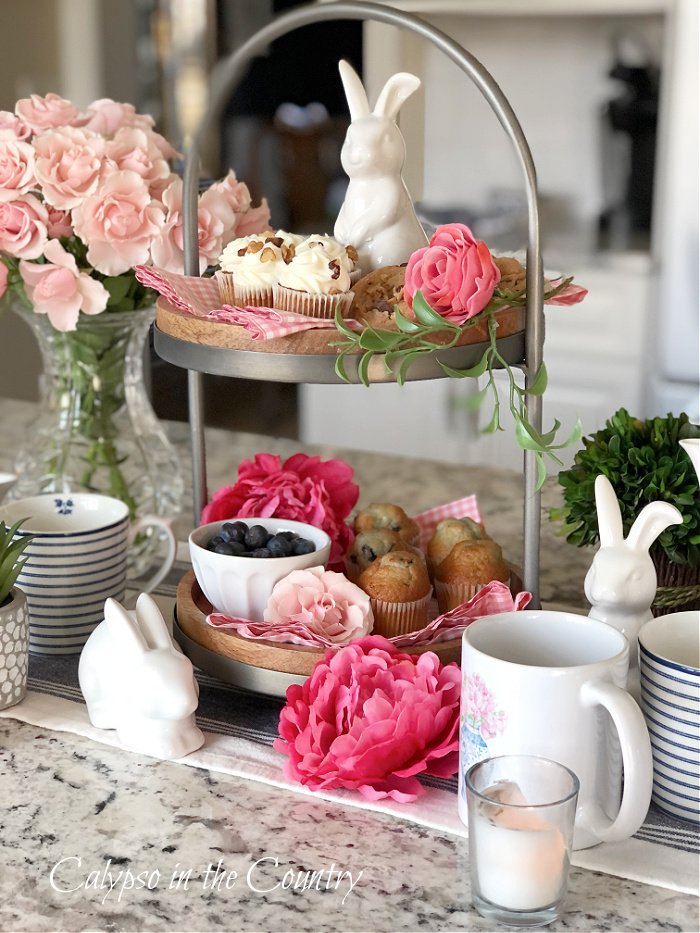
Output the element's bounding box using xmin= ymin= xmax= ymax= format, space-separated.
xmin=181 ymin=0 xmax=545 ymax=606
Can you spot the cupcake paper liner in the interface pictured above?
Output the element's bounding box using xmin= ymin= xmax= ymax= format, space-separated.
xmin=215 ymin=271 xmax=273 ymax=308
xmin=369 ymin=589 xmax=432 ymax=638
xmin=435 ymin=575 xmax=514 ymax=614
xmin=273 ymin=284 xmax=354 ymax=320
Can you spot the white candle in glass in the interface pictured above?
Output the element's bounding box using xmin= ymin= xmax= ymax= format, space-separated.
xmin=473 ymin=783 xmax=568 ymax=911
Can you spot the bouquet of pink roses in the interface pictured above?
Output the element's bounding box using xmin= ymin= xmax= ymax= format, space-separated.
xmin=0 ymin=93 xmax=269 ymax=331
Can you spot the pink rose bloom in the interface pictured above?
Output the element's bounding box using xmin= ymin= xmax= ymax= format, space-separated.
xmin=265 ymin=567 xmax=373 ymax=645
xmin=208 ymin=169 xmax=252 ymax=216
xmin=151 ymin=177 xmax=236 ymax=274
xmin=105 ymin=126 xmax=170 ymax=190
xmin=274 ymin=635 xmax=461 ymax=802
xmin=15 ymin=93 xmax=86 ymax=133
xmin=45 ymin=205 xmax=73 ymax=239
xmin=72 ymin=170 xmax=165 ymax=275
xmin=0 ymin=262 xmax=7 ymax=299
xmin=404 ymin=222 xmax=501 ymax=326
xmin=0 ymin=138 xmax=35 ymax=202
xmin=0 ymin=193 xmax=48 ymax=259
xmin=19 ymin=239 xmax=109 ymax=331
xmin=201 ymin=453 xmax=358 ymax=568
xmin=33 ymin=127 xmax=105 ymax=210
xmin=235 ymin=199 xmax=271 ymax=239
xmin=0 ymin=111 xmax=31 ymax=141
xmin=84 ymin=98 xmax=152 ymax=136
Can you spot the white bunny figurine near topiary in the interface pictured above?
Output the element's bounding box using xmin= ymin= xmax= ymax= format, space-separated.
xmin=584 ymin=475 xmax=683 ymax=692
xmin=79 ymin=593 xmax=204 ymax=760
xmin=334 ymin=59 xmax=428 ymax=273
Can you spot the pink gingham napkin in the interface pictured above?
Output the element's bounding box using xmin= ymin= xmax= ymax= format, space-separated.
xmin=207 ymin=580 xmax=530 ymax=650
xmin=134 ymin=265 xmax=359 ymax=340
xmin=413 ymin=496 xmax=482 ymax=549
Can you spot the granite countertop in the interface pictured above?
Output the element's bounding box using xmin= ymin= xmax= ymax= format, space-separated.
xmin=0 ymin=398 xmax=697 ymax=932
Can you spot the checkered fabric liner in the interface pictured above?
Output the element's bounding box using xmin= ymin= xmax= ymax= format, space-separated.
xmin=413 ymin=495 xmax=482 ymax=549
xmin=135 ymin=265 xmax=358 ymax=340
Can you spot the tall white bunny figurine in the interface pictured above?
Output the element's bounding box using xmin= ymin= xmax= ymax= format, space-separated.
xmin=334 ymin=59 xmax=428 ymax=273
xmin=584 ymin=474 xmax=683 ymax=694
xmin=79 ymin=594 xmax=204 ymax=760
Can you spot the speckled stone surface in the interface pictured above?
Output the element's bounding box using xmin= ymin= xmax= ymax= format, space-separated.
xmin=2 ymin=398 xmax=697 ymax=932
xmin=2 ymin=721 xmax=698 ymax=933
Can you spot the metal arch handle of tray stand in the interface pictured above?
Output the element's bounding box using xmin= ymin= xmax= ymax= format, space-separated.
xmin=180 ymin=0 xmax=545 ymax=606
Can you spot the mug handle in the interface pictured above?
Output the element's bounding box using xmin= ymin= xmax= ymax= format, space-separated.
xmin=128 ymin=515 xmax=177 ymax=594
xmin=580 ymin=680 xmax=653 ymax=843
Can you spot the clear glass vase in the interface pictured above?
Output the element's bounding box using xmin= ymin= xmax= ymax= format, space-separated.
xmin=11 ymin=306 xmax=184 ymax=575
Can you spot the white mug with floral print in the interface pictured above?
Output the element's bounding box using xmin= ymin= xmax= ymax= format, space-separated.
xmin=460 ymin=610 xmax=653 ymax=850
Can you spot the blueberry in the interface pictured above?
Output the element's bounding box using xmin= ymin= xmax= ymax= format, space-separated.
xmin=223 ymin=521 xmax=247 ymax=544
xmin=250 ymin=547 xmax=272 ymax=558
xmin=291 ymin=537 xmax=316 ymax=556
xmin=267 ymin=535 xmax=292 ymax=558
xmin=228 ymin=540 xmax=246 ymax=556
xmin=277 ymin=530 xmax=297 ymax=541
xmin=214 ymin=541 xmax=237 ymax=556
xmin=207 ymin=534 xmax=226 ymax=551
xmin=245 ymin=524 xmax=270 ymax=549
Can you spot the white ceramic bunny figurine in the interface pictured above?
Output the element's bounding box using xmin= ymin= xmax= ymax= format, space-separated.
xmin=334 ymin=59 xmax=428 ymax=273
xmin=79 ymin=593 xmax=204 ymax=760
xmin=584 ymin=474 xmax=683 ymax=692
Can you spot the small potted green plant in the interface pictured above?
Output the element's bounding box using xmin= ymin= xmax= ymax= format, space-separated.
xmin=553 ymin=409 xmax=700 ymax=613
xmin=0 ymin=519 xmax=34 ymax=710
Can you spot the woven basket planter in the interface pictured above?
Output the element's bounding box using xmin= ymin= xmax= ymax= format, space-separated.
xmin=652 ymin=549 xmax=700 ymax=616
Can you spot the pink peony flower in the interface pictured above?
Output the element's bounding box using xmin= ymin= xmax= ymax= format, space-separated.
xmin=404 ymin=222 xmax=501 ymax=326
xmin=0 ymin=193 xmax=48 ymax=259
xmin=19 ymin=239 xmax=108 ymax=331
xmin=201 ymin=453 xmax=358 ymax=568
xmin=151 ymin=177 xmax=237 ymax=274
xmin=33 ymin=127 xmax=105 ymax=210
xmin=0 ymin=111 xmax=31 ymax=141
xmin=274 ymin=635 xmax=461 ymax=801
xmin=208 ymin=169 xmax=252 ymax=216
xmin=0 ymin=261 xmax=7 ymax=299
xmin=72 ymin=170 xmax=165 ymax=275
xmin=0 ymin=137 xmax=35 ymax=202
xmin=264 ymin=567 xmax=373 ymax=644
xmin=15 ymin=93 xmax=86 ymax=133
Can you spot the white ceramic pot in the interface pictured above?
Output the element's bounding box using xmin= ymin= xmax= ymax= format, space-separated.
xmin=189 ymin=518 xmax=331 ymax=622
xmin=0 ymin=587 xmax=29 ymax=710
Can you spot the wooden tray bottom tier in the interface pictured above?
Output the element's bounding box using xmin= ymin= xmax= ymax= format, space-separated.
xmin=176 ymin=570 xmax=461 ymax=678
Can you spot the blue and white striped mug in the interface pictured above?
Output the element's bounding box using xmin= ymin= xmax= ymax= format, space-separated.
xmin=0 ymin=494 xmax=176 ymax=656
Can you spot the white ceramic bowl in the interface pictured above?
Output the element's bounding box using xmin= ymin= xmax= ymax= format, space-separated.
xmin=189 ymin=517 xmax=331 ymax=622
xmin=638 ymin=610 xmax=700 ymax=823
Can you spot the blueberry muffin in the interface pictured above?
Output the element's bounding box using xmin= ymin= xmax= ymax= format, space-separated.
xmin=354 ymin=502 xmax=420 ymax=546
xmin=427 ymin=517 xmax=489 ymax=574
xmin=357 ymin=547 xmax=432 ymax=637
xmin=346 ymin=528 xmax=401 ymax=580
xmin=434 ymin=539 xmax=511 ymax=612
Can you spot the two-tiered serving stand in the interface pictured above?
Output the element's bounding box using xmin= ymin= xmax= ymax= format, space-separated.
xmin=154 ymin=1 xmax=547 ymax=694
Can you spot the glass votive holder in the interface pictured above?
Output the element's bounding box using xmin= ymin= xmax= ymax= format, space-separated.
xmin=466 ymin=754 xmax=580 ymax=928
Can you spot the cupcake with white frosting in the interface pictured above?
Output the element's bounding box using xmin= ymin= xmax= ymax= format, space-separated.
xmin=274 ymin=236 xmax=356 ymax=319
xmin=216 ymin=232 xmax=292 ymax=307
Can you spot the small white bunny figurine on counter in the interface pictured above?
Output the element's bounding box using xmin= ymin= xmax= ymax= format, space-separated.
xmin=79 ymin=593 xmax=204 ymax=760
xmin=334 ymin=59 xmax=428 ymax=273
xmin=585 ymin=475 xmax=683 ymax=693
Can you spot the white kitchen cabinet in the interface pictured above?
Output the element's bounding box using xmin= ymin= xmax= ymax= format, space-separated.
xmin=300 ymin=253 xmax=651 ymax=473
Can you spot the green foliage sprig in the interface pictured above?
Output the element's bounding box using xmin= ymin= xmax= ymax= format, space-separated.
xmin=0 ymin=519 xmax=34 ymax=608
xmin=553 ymin=408 xmax=700 ymax=565
xmin=332 ymin=287 xmax=582 ymax=489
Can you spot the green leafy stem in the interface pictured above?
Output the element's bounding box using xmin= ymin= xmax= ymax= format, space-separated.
xmin=331 ymin=288 xmax=582 ymax=489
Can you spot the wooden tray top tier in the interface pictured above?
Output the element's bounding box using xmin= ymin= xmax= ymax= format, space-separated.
xmin=176 ymin=570 xmax=462 ymax=677
xmin=155 ymin=298 xmax=525 ymax=356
